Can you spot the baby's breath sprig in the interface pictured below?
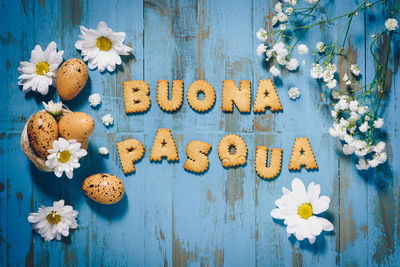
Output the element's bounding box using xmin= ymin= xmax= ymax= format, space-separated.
xmin=256 ymin=0 xmax=399 ymax=170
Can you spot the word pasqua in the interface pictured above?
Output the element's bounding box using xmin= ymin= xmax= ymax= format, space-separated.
xmin=117 ymin=79 xmax=318 ymax=179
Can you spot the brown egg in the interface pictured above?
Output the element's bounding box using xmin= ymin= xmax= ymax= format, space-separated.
xmin=27 ymin=111 xmax=58 ymax=159
xmin=82 ymin=174 xmax=125 ymax=204
xmin=56 ymin=58 xmax=88 ymax=100
xmin=58 ymin=112 xmax=95 ymax=143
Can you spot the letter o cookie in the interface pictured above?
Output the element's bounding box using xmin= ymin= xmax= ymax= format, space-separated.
xmin=187 ymin=80 xmax=216 ymax=112
xmin=218 ymin=134 xmax=247 ymax=167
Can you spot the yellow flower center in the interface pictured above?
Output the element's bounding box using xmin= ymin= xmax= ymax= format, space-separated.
xmin=298 ymin=203 xmax=313 ymax=219
xmin=58 ymin=150 xmax=71 ymax=163
xmin=97 ymin=37 xmax=112 ymax=51
xmin=46 ymin=211 xmax=61 ymax=225
xmin=35 ymin=62 xmax=49 ymax=75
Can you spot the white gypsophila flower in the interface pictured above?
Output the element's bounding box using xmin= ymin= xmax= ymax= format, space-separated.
xmin=357 ymin=106 xmax=368 ymax=114
xmin=18 ymin=42 xmax=64 ymax=95
xmin=368 ymin=152 xmax=387 ymax=167
xmin=277 ymin=55 xmax=288 ymax=66
xmin=42 ymin=100 xmax=63 ymax=118
xmin=277 ymin=12 xmax=288 ymax=23
xmin=373 ymin=141 xmax=385 ymax=153
xmin=359 ymin=121 xmax=370 ymax=133
xmin=89 ymin=93 xmax=102 ymax=107
xmin=331 ymin=110 xmax=337 ymax=118
xmin=331 ymin=91 xmax=340 ymax=100
xmin=356 ymin=158 xmax=370 ymax=170
xmin=316 ymin=42 xmax=325 ymax=53
xmin=288 ymin=87 xmax=300 ymax=100
xmin=271 ymin=178 xmax=334 ymax=244
xmin=98 ymin=147 xmax=109 ymax=155
xmin=350 ymin=64 xmax=361 ymax=76
xmin=297 ymin=44 xmax=309 ymax=55
xmin=335 ymin=98 xmax=349 ymax=111
xmin=326 ymin=79 xmax=337 ymax=89
xmin=342 ymin=144 xmax=356 ymax=155
xmin=75 ymin=21 xmax=133 ymax=72
xmin=45 ymin=138 xmax=87 ymax=179
xmin=385 ymin=18 xmax=399 ymax=31
xmin=273 ymin=42 xmax=289 ymax=57
xmin=326 ymin=63 xmax=337 ymax=74
xmin=343 ymin=74 xmax=352 ymax=85
xmin=344 ymin=134 xmax=354 ymax=144
xmin=348 ymin=111 xmax=360 ymax=122
xmin=286 ymin=7 xmax=294 ymax=15
xmin=286 ymin=58 xmax=299 ymax=71
xmin=302 ymin=60 xmax=307 ymax=66
xmin=265 ymin=49 xmax=273 ymax=59
xmin=364 ymin=115 xmax=370 ymax=121
xmin=373 ymin=118 xmax=384 ymax=128
xmin=102 ymin=114 xmax=114 ymax=126
xmin=256 ymin=28 xmax=268 ymax=41
xmin=310 ymin=63 xmax=324 ymax=79
xmin=272 ymin=16 xmax=279 ymax=26
xmin=27 ymin=200 xmax=78 ymax=242
xmin=270 ymin=66 xmax=281 ymax=77
xmin=284 ymin=0 xmax=298 ymax=6
xmin=322 ymin=70 xmax=334 ymax=83
xmin=256 ymin=44 xmax=267 ymax=56
xmin=305 ymin=0 xmax=319 ymax=5
xmin=275 ymin=2 xmax=283 ymax=12
xmin=280 ymin=24 xmax=287 ymax=31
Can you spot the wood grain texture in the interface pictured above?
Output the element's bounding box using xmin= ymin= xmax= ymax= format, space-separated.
xmin=0 ymin=0 xmax=399 ymax=266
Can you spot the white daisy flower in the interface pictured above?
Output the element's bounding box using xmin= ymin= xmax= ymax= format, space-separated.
xmin=75 ymin=21 xmax=133 ymax=72
xmin=42 ymin=100 xmax=63 ymax=118
xmin=288 ymin=87 xmax=300 ymax=100
xmin=297 ymin=44 xmax=309 ymax=55
xmin=18 ymin=42 xmax=63 ymax=95
xmin=89 ymin=93 xmax=102 ymax=107
xmin=271 ymin=178 xmax=334 ymax=244
xmin=102 ymin=114 xmax=114 ymax=126
xmin=45 ymin=138 xmax=87 ymax=179
xmin=98 ymin=147 xmax=109 ymax=155
xmin=385 ymin=18 xmax=398 ymax=31
xmin=27 ymin=200 xmax=78 ymax=242
xmin=256 ymin=28 xmax=268 ymax=42
xmin=270 ymin=66 xmax=281 ymax=77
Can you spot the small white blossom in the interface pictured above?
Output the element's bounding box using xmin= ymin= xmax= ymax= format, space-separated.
xmin=310 ymin=63 xmax=324 ymax=79
xmin=256 ymin=44 xmax=267 ymax=56
xmin=297 ymin=44 xmax=309 ymax=55
xmin=277 ymin=12 xmax=288 ymax=23
xmin=277 ymin=55 xmax=288 ymax=66
xmin=273 ymin=42 xmax=289 ymax=57
xmin=368 ymin=152 xmax=387 ymax=167
xmin=286 ymin=7 xmax=294 ymax=15
xmin=359 ymin=121 xmax=370 ymax=133
xmin=323 ymin=70 xmax=334 ymax=83
xmin=270 ymin=66 xmax=281 ymax=77
xmin=275 ymin=2 xmax=283 ymax=12
xmin=373 ymin=118 xmax=384 ymax=128
xmin=272 ymin=16 xmax=279 ymax=26
xmin=316 ymin=42 xmax=325 ymax=53
xmin=326 ymin=79 xmax=337 ymax=89
xmin=286 ymin=58 xmax=299 ymax=71
xmin=343 ymin=74 xmax=352 ymax=85
xmin=305 ymin=0 xmax=319 ymax=4
xmin=288 ymin=87 xmax=300 ymax=100
xmin=265 ymin=49 xmax=273 ymax=59
xmin=102 ymin=114 xmax=114 ymax=126
xmin=348 ymin=111 xmax=360 ymax=122
xmin=88 ymin=93 xmax=102 ymax=107
xmin=331 ymin=91 xmax=340 ymax=100
xmin=373 ymin=141 xmax=386 ymax=153
xmin=302 ymin=60 xmax=307 ymax=66
xmin=42 ymin=100 xmax=63 ymax=118
xmin=349 ymin=100 xmax=358 ymax=112
xmin=356 ymin=159 xmax=370 ymax=170
xmin=331 ymin=110 xmax=338 ymax=118
xmin=385 ymin=18 xmax=398 ymax=31
xmin=98 ymin=147 xmax=109 ymax=155
xmin=357 ymin=106 xmax=368 ymax=114
xmin=280 ymin=24 xmax=287 ymax=31
xmin=350 ymin=64 xmax=361 ymax=76
xmin=256 ymin=28 xmax=268 ymax=41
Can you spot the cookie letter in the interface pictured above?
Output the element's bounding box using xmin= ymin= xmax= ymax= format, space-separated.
xmin=289 ymin=137 xmax=318 ymax=170
xmin=184 ymin=140 xmax=212 ymax=173
xmin=157 ymin=80 xmax=184 ymax=112
xmin=150 ymin=129 xmax=179 ymax=162
xmin=218 ymin=134 xmax=247 ymax=167
xmin=187 ymin=80 xmax=216 ymax=112
xmin=255 ymin=146 xmax=283 ymax=179
xmin=254 ymin=79 xmax=283 ymax=112
xmin=116 ymin=139 xmax=145 ymax=174
xmin=123 ymin=80 xmax=151 ymax=114
xmin=222 ymin=80 xmax=251 ymax=113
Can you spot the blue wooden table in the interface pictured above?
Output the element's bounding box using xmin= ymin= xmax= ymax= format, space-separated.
xmin=0 ymin=0 xmax=399 ymax=266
